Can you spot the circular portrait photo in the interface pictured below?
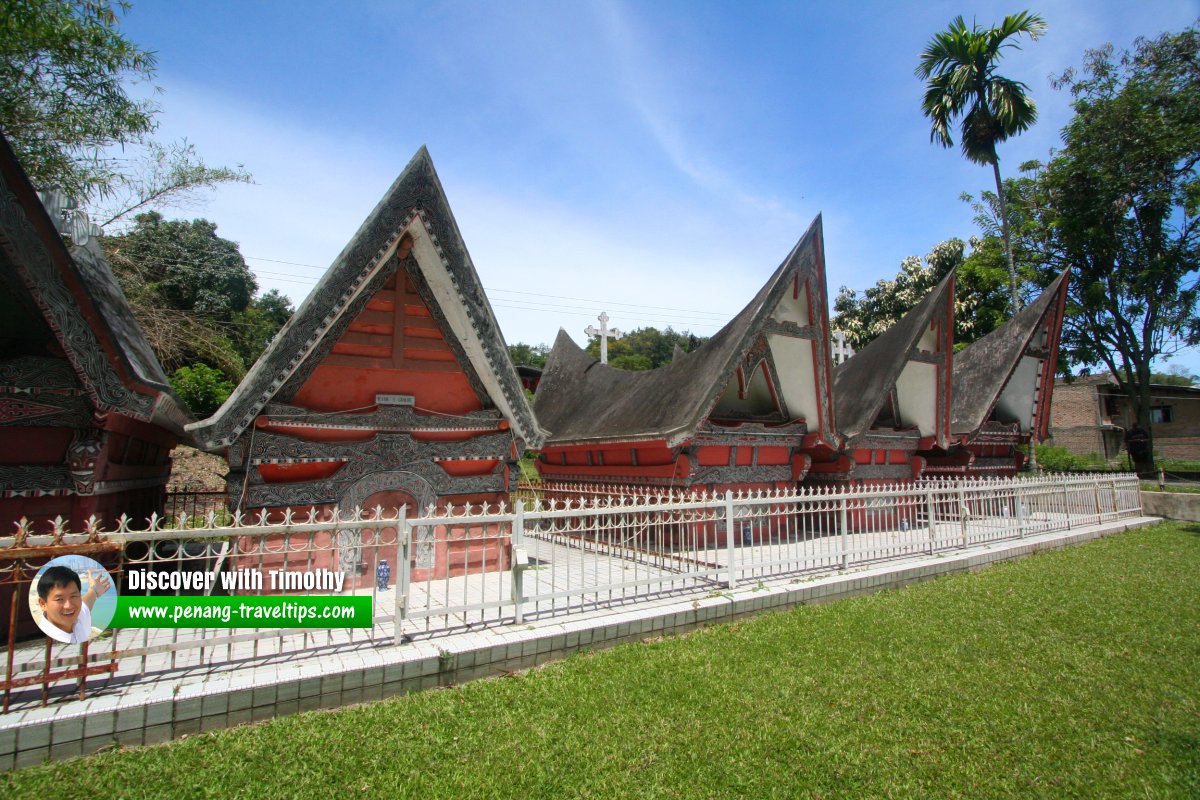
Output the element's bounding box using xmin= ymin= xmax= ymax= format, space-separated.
xmin=27 ymin=555 xmax=118 ymax=644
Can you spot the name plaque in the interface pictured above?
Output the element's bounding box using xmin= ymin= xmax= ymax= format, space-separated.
xmin=376 ymin=394 xmax=415 ymax=406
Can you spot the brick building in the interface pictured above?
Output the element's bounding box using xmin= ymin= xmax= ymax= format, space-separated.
xmin=1047 ymin=375 xmax=1200 ymax=462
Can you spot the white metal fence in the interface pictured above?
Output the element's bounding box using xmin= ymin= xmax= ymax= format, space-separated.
xmin=2 ymin=473 xmax=1142 ymax=708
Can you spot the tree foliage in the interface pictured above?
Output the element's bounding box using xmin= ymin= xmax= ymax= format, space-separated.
xmin=92 ymin=139 xmax=253 ymax=229
xmin=170 ymin=363 xmax=234 ymax=418
xmin=916 ymin=11 xmax=1047 ymax=312
xmin=101 ymin=212 xmax=293 ymax=380
xmin=916 ymin=12 xmax=1047 ymax=166
xmin=0 ymin=0 xmax=157 ymax=199
xmin=970 ymin=25 xmax=1200 ymax=472
xmin=0 ymin=0 xmax=251 ymax=217
xmin=507 ymin=342 xmax=551 ymax=369
xmin=1145 ymin=366 xmax=1198 ymax=387
xmin=104 ymin=212 xmax=256 ymax=318
xmin=234 ymin=289 xmax=292 ymax=364
xmin=832 ymin=239 xmax=1008 ymax=349
xmin=585 ymin=327 xmax=706 ymax=371
xmin=1159 ymin=367 xmax=1200 ymax=387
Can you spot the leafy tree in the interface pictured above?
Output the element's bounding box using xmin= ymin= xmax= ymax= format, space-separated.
xmin=507 ymin=342 xmax=551 ymax=369
xmin=609 ymin=353 xmax=653 ymax=371
xmin=170 ymin=363 xmax=234 ymax=418
xmin=970 ymin=26 xmax=1200 ymax=473
xmin=832 ymin=239 xmax=1007 ymax=349
xmin=585 ymin=327 xmax=706 ymax=371
xmin=104 ymin=212 xmax=256 ymax=319
xmin=232 ymin=289 xmax=294 ymax=369
xmin=1 ymin=0 xmax=250 ymax=214
xmin=101 ymin=212 xmax=292 ymax=379
xmin=917 ymin=11 xmax=1047 ymax=314
xmin=0 ymin=0 xmax=155 ymax=198
xmin=92 ymin=139 xmax=253 ymax=230
xmin=1150 ymin=366 xmax=1199 ymax=387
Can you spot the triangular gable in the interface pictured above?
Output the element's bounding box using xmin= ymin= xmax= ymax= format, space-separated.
xmin=951 ymin=271 xmax=1069 ymax=438
xmin=533 ymin=215 xmax=836 ymax=448
xmin=0 ymin=134 xmax=189 ymax=435
xmin=189 ymin=147 xmax=544 ymax=450
xmin=283 ymin=268 xmax=486 ymax=414
xmin=833 ymin=271 xmax=955 ymax=447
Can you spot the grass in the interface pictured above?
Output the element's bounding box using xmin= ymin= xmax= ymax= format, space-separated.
xmin=1034 ymin=445 xmax=1200 ymax=476
xmin=1143 ymin=482 xmax=1200 ymax=494
xmin=1159 ymin=459 xmax=1200 ymax=474
xmin=5 ymin=523 xmax=1199 ymax=799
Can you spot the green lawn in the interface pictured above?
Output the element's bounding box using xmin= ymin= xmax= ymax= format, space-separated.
xmin=1143 ymin=482 xmax=1200 ymax=494
xmin=5 ymin=523 xmax=1198 ymax=799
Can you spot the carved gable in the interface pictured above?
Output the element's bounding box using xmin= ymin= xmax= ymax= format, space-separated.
xmin=833 ymin=271 xmax=955 ymax=450
xmin=188 ymin=148 xmax=543 ymax=511
xmin=533 ymin=215 xmax=835 ymax=491
xmin=288 ymin=267 xmax=486 ymax=416
xmin=189 ymin=147 xmax=544 ymax=453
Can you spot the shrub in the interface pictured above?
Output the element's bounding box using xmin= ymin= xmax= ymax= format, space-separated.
xmin=1036 ymin=445 xmax=1109 ymax=472
xmin=170 ymin=363 xmax=235 ymax=418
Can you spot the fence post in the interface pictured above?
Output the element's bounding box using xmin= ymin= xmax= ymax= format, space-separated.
xmin=512 ymin=499 xmax=526 ymax=624
xmin=925 ymin=488 xmax=937 ymax=554
xmin=1016 ymin=483 xmax=1026 ymax=538
xmin=393 ymin=504 xmax=409 ymax=646
xmin=1062 ymin=483 xmax=1073 ymax=529
xmin=724 ymin=491 xmax=737 ymax=589
xmin=958 ymin=487 xmax=968 ymax=547
xmin=839 ymin=496 xmax=849 ymax=570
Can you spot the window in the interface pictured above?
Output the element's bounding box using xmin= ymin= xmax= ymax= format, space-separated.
xmin=1150 ymin=406 xmax=1174 ymax=424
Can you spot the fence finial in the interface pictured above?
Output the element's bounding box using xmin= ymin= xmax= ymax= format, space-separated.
xmin=83 ymin=514 xmax=102 ymax=541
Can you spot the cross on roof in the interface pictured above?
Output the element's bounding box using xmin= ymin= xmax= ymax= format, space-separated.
xmin=585 ymin=312 xmax=623 ymax=365
xmin=831 ymin=330 xmax=855 ymax=365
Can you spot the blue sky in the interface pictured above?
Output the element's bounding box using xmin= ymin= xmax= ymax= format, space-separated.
xmin=113 ymin=0 xmax=1199 ymax=374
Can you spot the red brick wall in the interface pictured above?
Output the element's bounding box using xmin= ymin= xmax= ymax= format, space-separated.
xmin=1155 ymin=438 xmax=1200 ymax=461
xmin=1049 ymin=380 xmax=1101 ymax=428
xmin=1047 ymin=379 xmax=1109 ymax=457
xmin=1047 ymin=379 xmax=1200 ymax=462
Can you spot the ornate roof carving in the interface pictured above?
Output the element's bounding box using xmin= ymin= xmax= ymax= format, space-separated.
xmin=833 ymin=271 xmax=955 ymax=447
xmin=188 ymin=147 xmax=545 ymax=451
xmin=533 ymin=215 xmax=836 ymax=448
xmin=0 ymin=134 xmax=189 ymax=436
xmin=950 ymin=271 xmax=1069 ymax=437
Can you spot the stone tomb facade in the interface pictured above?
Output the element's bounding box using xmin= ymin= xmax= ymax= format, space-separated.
xmin=189 ymin=148 xmax=545 ymax=585
xmin=922 ymin=272 xmax=1069 ymax=477
xmin=533 ymin=215 xmax=838 ymax=501
xmin=0 ymin=134 xmax=191 ymax=639
xmin=813 ymin=272 xmax=956 ymax=486
xmin=0 ymin=134 xmax=190 ymax=533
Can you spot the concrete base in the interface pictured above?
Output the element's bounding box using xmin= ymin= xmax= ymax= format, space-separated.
xmin=1140 ymin=491 xmax=1200 ymax=522
xmin=0 ymin=515 xmax=1160 ymax=771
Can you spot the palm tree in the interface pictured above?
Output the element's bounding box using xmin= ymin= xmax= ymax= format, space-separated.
xmin=916 ymin=12 xmax=1046 ymax=314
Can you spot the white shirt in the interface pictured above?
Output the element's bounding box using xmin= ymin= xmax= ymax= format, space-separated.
xmin=40 ymin=602 xmax=92 ymax=644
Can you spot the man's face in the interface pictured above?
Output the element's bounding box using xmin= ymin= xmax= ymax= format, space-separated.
xmin=38 ymin=583 xmax=81 ymax=633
